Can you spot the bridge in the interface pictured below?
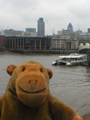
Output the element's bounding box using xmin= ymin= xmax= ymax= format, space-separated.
xmin=79 ymin=43 xmax=90 ymax=53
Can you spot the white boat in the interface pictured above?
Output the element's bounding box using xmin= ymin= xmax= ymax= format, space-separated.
xmin=52 ymin=53 xmax=87 ymax=66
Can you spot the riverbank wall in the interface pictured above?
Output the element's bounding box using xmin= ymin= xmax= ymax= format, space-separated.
xmin=7 ymin=49 xmax=78 ymax=54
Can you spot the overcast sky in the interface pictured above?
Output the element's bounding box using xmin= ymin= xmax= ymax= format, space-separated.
xmin=0 ymin=0 xmax=90 ymax=35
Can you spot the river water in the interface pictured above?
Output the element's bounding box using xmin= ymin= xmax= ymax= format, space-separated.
xmin=0 ymin=51 xmax=90 ymax=116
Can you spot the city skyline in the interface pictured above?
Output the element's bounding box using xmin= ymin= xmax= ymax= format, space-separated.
xmin=0 ymin=0 xmax=90 ymax=35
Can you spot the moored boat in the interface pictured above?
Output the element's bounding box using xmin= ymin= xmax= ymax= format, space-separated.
xmin=52 ymin=53 xmax=87 ymax=66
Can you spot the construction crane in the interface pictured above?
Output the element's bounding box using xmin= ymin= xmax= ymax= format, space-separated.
xmin=45 ymin=20 xmax=55 ymax=35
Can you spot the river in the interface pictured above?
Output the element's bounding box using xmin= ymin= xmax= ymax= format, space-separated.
xmin=0 ymin=51 xmax=90 ymax=116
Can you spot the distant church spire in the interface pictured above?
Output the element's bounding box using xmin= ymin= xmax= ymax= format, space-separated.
xmin=67 ymin=23 xmax=73 ymax=32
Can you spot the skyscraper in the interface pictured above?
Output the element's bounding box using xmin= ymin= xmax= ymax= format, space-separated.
xmin=67 ymin=23 xmax=73 ymax=32
xmin=37 ymin=18 xmax=45 ymax=36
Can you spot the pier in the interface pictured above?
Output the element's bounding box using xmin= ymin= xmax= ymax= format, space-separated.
xmin=87 ymin=50 xmax=90 ymax=66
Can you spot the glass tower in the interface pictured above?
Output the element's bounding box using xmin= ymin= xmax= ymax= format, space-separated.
xmin=37 ymin=18 xmax=45 ymax=36
xmin=67 ymin=23 xmax=73 ymax=32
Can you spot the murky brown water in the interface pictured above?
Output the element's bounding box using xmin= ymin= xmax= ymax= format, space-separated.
xmin=0 ymin=51 xmax=90 ymax=116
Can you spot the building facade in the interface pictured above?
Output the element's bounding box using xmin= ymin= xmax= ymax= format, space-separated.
xmin=37 ymin=18 xmax=45 ymax=36
xmin=2 ymin=29 xmax=36 ymax=37
xmin=51 ymin=37 xmax=78 ymax=50
xmin=23 ymin=31 xmax=36 ymax=37
xmin=25 ymin=28 xmax=36 ymax=36
xmin=25 ymin=28 xmax=36 ymax=32
xmin=2 ymin=29 xmax=23 ymax=36
xmin=0 ymin=36 xmax=7 ymax=50
xmin=88 ymin=28 xmax=90 ymax=33
xmin=6 ymin=36 xmax=51 ymax=51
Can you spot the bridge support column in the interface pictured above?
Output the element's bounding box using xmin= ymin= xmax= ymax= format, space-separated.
xmin=87 ymin=50 xmax=90 ymax=66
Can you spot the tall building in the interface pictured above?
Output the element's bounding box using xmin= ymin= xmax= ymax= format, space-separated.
xmin=88 ymin=28 xmax=90 ymax=33
xmin=67 ymin=23 xmax=73 ymax=32
xmin=37 ymin=18 xmax=45 ymax=36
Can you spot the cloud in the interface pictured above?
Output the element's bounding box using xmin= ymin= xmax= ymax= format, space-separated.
xmin=68 ymin=0 xmax=90 ymax=19
xmin=0 ymin=0 xmax=90 ymax=34
xmin=0 ymin=0 xmax=39 ymax=9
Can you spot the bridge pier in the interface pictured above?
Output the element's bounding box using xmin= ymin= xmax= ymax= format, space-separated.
xmin=87 ymin=50 xmax=90 ymax=66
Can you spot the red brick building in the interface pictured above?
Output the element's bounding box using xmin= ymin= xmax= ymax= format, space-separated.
xmin=0 ymin=36 xmax=7 ymax=50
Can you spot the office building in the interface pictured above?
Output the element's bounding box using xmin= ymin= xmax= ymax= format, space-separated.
xmin=2 ymin=29 xmax=23 ymax=36
xmin=2 ymin=29 xmax=36 ymax=37
xmin=51 ymin=37 xmax=78 ymax=50
xmin=25 ymin=28 xmax=36 ymax=32
xmin=88 ymin=28 xmax=90 ymax=33
xmin=37 ymin=18 xmax=45 ymax=36
xmin=6 ymin=36 xmax=51 ymax=50
xmin=25 ymin=28 xmax=36 ymax=37
xmin=67 ymin=23 xmax=73 ymax=32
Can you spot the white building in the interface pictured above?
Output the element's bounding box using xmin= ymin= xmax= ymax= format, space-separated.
xmin=2 ymin=29 xmax=23 ymax=36
xmin=51 ymin=36 xmax=78 ymax=50
xmin=23 ymin=31 xmax=36 ymax=37
xmin=2 ymin=29 xmax=36 ymax=37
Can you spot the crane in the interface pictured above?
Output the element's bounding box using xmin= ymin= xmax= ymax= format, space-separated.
xmin=45 ymin=20 xmax=55 ymax=35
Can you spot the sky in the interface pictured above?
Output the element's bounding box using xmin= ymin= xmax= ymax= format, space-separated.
xmin=0 ymin=0 xmax=90 ymax=35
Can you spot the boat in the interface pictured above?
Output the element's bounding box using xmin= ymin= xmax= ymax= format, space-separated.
xmin=52 ymin=53 xmax=87 ymax=66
